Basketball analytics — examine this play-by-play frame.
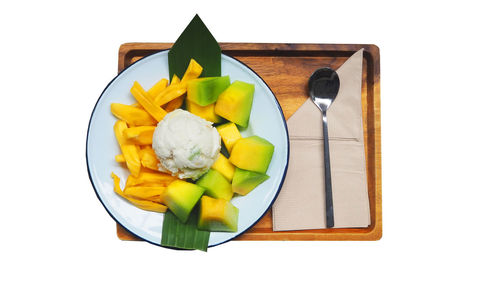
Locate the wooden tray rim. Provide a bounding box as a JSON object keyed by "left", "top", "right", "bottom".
{"left": 114, "top": 42, "right": 382, "bottom": 241}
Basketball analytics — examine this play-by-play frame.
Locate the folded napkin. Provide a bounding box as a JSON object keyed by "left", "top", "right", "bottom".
{"left": 272, "top": 49, "right": 370, "bottom": 231}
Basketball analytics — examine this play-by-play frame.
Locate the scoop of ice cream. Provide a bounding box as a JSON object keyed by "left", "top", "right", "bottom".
{"left": 152, "top": 109, "right": 221, "bottom": 179}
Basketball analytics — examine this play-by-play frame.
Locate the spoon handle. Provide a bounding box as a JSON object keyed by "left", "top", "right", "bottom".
{"left": 322, "top": 111, "right": 334, "bottom": 228}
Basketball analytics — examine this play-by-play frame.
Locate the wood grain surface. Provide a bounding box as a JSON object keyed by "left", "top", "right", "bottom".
{"left": 114, "top": 43, "right": 382, "bottom": 241}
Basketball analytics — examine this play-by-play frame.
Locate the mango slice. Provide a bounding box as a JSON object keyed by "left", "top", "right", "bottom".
{"left": 154, "top": 59, "right": 202, "bottom": 107}
{"left": 110, "top": 103, "right": 156, "bottom": 126}
{"left": 128, "top": 182, "right": 166, "bottom": 187}
{"left": 126, "top": 171, "right": 176, "bottom": 187}
{"left": 187, "top": 76, "right": 230, "bottom": 106}
{"left": 165, "top": 95, "right": 185, "bottom": 113}
{"left": 111, "top": 173, "right": 167, "bottom": 213}
{"left": 216, "top": 122, "right": 242, "bottom": 153}
{"left": 123, "top": 185, "right": 166, "bottom": 202}
{"left": 211, "top": 153, "right": 235, "bottom": 181}
{"left": 161, "top": 180, "right": 205, "bottom": 223}
{"left": 130, "top": 78, "right": 168, "bottom": 108}
{"left": 232, "top": 168, "right": 269, "bottom": 196}
{"left": 186, "top": 100, "right": 222, "bottom": 123}
{"left": 196, "top": 169, "right": 233, "bottom": 201}
{"left": 115, "top": 154, "right": 125, "bottom": 163}
{"left": 147, "top": 78, "right": 168, "bottom": 99}
{"left": 123, "top": 126, "right": 155, "bottom": 145}
{"left": 214, "top": 81, "right": 254, "bottom": 127}
{"left": 139, "top": 147, "right": 161, "bottom": 171}
{"left": 154, "top": 83, "right": 186, "bottom": 107}
{"left": 148, "top": 196, "right": 163, "bottom": 204}
{"left": 113, "top": 120, "right": 141, "bottom": 177}
{"left": 229, "top": 136, "right": 274, "bottom": 174}
{"left": 130, "top": 81, "right": 167, "bottom": 122}
{"left": 180, "top": 59, "right": 203, "bottom": 85}
{"left": 198, "top": 196, "right": 239, "bottom": 232}
{"left": 170, "top": 74, "right": 180, "bottom": 85}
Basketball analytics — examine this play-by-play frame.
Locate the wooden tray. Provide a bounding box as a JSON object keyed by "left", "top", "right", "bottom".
{"left": 115, "top": 43, "right": 382, "bottom": 241}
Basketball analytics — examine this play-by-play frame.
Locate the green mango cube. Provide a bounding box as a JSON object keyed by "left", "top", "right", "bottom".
{"left": 161, "top": 180, "right": 205, "bottom": 223}
{"left": 232, "top": 168, "right": 270, "bottom": 196}
{"left": 229, "top": 135, "right": 274, "bottom": 173}
{"left": 214, "top": 81, "right": 254, "bottom": 127}
{"left": 198, "top": 196, "right": 239, "bottom": 232}
{"left": 196, "top": 169, "right": 233, "bottom": 201}
{"left": 187, "top": 76, "right": 230, "bottom": 106}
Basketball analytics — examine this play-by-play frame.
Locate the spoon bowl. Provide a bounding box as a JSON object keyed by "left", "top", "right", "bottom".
{"left": 308, "top": 67, "right": 340, "bottom": 111}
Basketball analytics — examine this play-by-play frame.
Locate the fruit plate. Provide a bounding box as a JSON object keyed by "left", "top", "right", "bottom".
{"left": 86, "top": 50, "right": 290, "bottom": 248}
{"left": 116, "top": 43, "right": 382, "bottom": 241}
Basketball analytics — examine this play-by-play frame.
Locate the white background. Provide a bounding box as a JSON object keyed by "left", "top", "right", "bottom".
{"left": 1, "top": 0, "right": 499, "bottom": 280}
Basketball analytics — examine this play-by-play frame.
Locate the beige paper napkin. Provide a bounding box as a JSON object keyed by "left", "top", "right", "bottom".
{"left": 272, "top": 49, "right": 370, "bottom": 231}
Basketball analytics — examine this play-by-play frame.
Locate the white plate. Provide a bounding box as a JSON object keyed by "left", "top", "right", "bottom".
{"left": 86, "top": 50, "right": 289, "bottom": 248}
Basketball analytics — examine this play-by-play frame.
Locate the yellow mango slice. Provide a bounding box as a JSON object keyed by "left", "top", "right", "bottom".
{"left": 211, "top": 153, "right": 236, "bottom": 181}
{"left": 111, "top": 173, "right": 167, "bottom": 213}
{"left": 115, "top": 154, "right": 125, "bottom": 163}
{"left": 123, "top": 185, "right": 166, "bottom": 201}
{"left": 110, "top": 103, "right": 156, "bottom": 126}
{"left": 127, "top": 182, "right": 166, "bottom": 187}
{"left": 186, "top": 100, "right": 222, "bottom": 123}
{"left": 126, "top": 171, "right": 175, "bottom": 187}
{"left": 180, "top": 59, "right": 203, "bottom": 84}
{"left": 216, "top": 122, "right": 242, "bottom": 153}
{"left": 123, "top": 126, "right": 155, "bottom": 145}
{"left": 154, "top": 60, "right": 202, "bottom": 107}
{"left": 147, "top": 78, "right": 168, "bottom": 99}
{"left": 149, "top": 195, "right": 163, "bottom": 204}
{"left": 229, "top": 136, "right": 274, "bottom": 174}
{"left": 139, "top": 147, "right": 161, "bottom": 171}
{"left": 130, "top": 79, "right": 168, "bottom": 108}
{"left": 214, "top": 81, "right": 254, "bottom": 128}
{"left": 198, "top": 195, "right": 239, "bottom": 232}
{"left": 130, "top": 81, "right": 167, "bottom": 122}
{"left": 165, "top": 95, "right": 185, "bottom": 113}
{"left": 170, "top": 74, "right": 180, "bottom": 85}
{"left": 154, "top": 83, "right": 186, "bottom": 107}
{"left": 113, "top": 120, "right": 141, "bottom": 177}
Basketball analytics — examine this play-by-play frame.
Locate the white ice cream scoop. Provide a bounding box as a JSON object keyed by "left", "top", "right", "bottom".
{"left": 152, "top": 109, "right": 221, "bottom": 179}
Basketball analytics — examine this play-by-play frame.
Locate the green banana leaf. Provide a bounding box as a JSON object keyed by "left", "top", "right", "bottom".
{"left": 161, "top": 14, "right": 221, "bottom": 251}
{"left": 161, "top": 209, "right": 210, "bottom": 252}
{"left": 168, "top": 14, "right": 221, "bottom": 80}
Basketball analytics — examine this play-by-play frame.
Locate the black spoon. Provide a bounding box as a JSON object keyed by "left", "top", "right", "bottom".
{"left": 308, "top": 67, "right": 340, "bottom": 228}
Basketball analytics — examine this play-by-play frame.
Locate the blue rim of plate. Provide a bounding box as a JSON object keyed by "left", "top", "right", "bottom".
{"left": 86, "top": 48, "right": 290, "bottom": 249}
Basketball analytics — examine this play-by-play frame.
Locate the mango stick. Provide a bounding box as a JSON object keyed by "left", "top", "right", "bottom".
{"left": 180, "top": 59, "right": 203, "bottom": 84}
{"left": 154, "top": 84, "right": 186, "bottom": 107}
{"left": 148, "top": 195, "right": 163, "bottom": 204}
{"left": 130, "top": 81, "right": 167, "bottom": 122}
{"left": 147, "top": 78, "right": 168, "bottom": 99}
{"left": 139, "top": 147, "right": 161, "bottom": 171}
{"left": 115, "top": 154, "right": 125, "bottom": 163}
{"left": 111, "top": 173, "right": 167, "bottom": 213}
{"left": 154, "top": 74, "right": 182, "bottom": 106}
{"left": 165, "top": 95, "right": 185, "bottom": 113}
{"left": 170, "top": 74, "right": 180, "bottom": 85}
{"left": 124, "top": 126, "right": 155, "bottom": 145}
{"left": 130, "top": 79, "right": 168, "bottom": 108}
{"left": 110, "top": 103, "right": 156, "bottom": 126}
{"left": 113, "top": 120, "right": 141, "bottom": 177}
{"left": 126, "top": 171, "right": 176, "bottom": 187}
{"left": 126, "top": 182, "right": 167, "bottom": 187}
{"left": 123, "top": 186, "right": 166, "bottom": 201}
{"left": 154, "top": 60, "right": 202, "bottom": 107}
